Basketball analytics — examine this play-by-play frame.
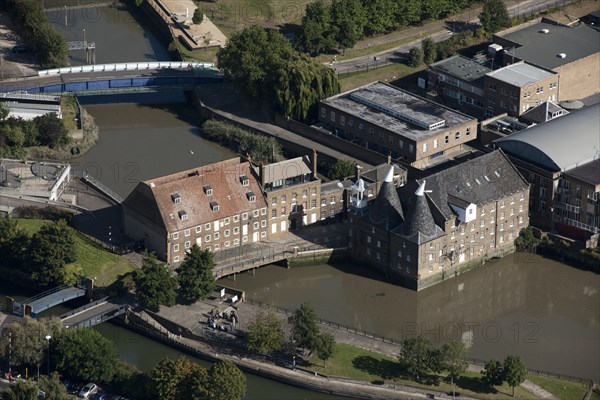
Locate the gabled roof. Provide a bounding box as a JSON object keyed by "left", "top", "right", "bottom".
{"left": 495, "top": 104, "right": 600, "bottom": 172}
{"left": 259, "top": 157, "right": 312, "bottom": 184}
{"left": 123, "top": 158, "right": 267, "bottom": 233}
{"left": 423, "top": 150, "right": 529, "bottom": 220}
{"left": 520, "top": 101, "right": 568, "bottom": 124}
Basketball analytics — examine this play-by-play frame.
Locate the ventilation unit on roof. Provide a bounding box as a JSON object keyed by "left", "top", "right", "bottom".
{"left": 558, "top": 53, "right": 566, "bottom": 59}
{"left": 540, "top": 28, "right": 550, "bottom": 34}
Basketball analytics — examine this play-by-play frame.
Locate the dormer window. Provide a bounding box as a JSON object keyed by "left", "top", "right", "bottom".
{"left": 171, "top": 193, "right": 181, "bottom": 204}
{"left": 246, "top": 191, "right": 256, "bottom": 202}
{"left": 240, "top": 175, "right": 249, "bottom": 186}
{"left": 210, "top": 201, "right": 219, "bottom": 212}
{"left": 203, "top": 184, "right": 213, "bottom": 196}
{"left": 178, "top": 210, "right": 188, "bottom": 221}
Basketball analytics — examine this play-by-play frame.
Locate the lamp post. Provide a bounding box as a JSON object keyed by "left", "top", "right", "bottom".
{"left": 83, "top": 29, "right": 86, "bottom": 46}
{"left": 45, "top": 335, "right": 51, "bottom": 375}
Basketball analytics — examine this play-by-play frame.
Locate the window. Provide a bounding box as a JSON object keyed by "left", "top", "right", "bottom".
{"left": 359, "top": 123, "right": 364, "bottom": 130}
{"left": 185, "top": 229, "right": 190, "bottom": 237}
{"left": 519, "top": 204, "right": 524, "bottom": 212}
{"left": 172, "top": 232, "right": 179, "bottom": 240}
{"left": 185, "top": 241, "right": 190, "bottom": 249}
{"left": 489, "top": 84, "right": 497, "bottom": 91}
{"left": 407, "top": 254, "right": 411, "bottom": 262}
{"left": 330, "top": 196, "right": 335, "bottom": 204}
{"left": 303, "top": 190, "right": 308, "bottom": 198}
{"left": 311, "top": 199, "right": 316, "bottom": 208}
{"left": 500, "top": 200, "right": 505, "bottom": 208}
{"left": 205, "top": 235, "right": 211, "bottom": 242}
{"left": 433, "top": 139, "right": 438, "bottom": 148}
{"left": 281, "top": 195, "right": 286, "bottom": 203}
{"left": 173, "top": 244, "right": 179, "bottom": 252}
{"left": 214, "top": 232, "right": 219, "bottom": 240}
{"left": 330, "top": 111, "right": 335, "bottom": 122}
{"left": 499, "top": 223, "right": 504, "bottom": 231}
{"left": 445, "top": 135, "right": 449, "bottom": 144}
{"left": 349, "top": 119, "right": 354, "bottom": 127}
{"left": 423, "top": 143, "right": 428, "bottom": 152}
{"left": 536, "top": 87, "right": 543, "bottom": 94}
{"left": 311, "top": 188, "right": 317, "bottom": 196}
{"left": 519, "top": 215, "right": 524, "bottom": 224}
{"left": 520, "top": 193, "right": 524, "bottom": 201}
{"left": 500, "top": 211, "right": 505, "bottom": 219}
{"left": 480, "top": 220, "right": 485, "bottom": 227}
{"left": 470, "top": 223, "right": 475, "bottom": 231}
{"left": 205, "top": 223, "right": 211, "bottom": 231}
{"left": 321, "top": 198, "right": 326, "bottom": 206}
{"left": 224, "top": 241, "right": 230, "bottom": 248}
{"left": 261, "top": 208, "right": 267, "bottom": 215}
{"left": 377, "top": 240, "right": 381, "bottom": 248}
{"left": 210, "top": 202, "right": 219, "bottom": 212}
{"left": 234, "top": 239, "right": 240, "bottom": 245}
{"left": 203, "top": 185, "right": 213, "bottom": 196}
{"left": 233, "top": 227, "right": 239, "bottom": 234}
{"left": 253, "top": 210, "right": 259, "bottom": 217}
{"left": 171, "top": 193, "right": 181, "bottom": 204}
{"left": 455, "top": 132, "right": 460, "bottom": 140}
{"left": 510, "top": 208, "right": 514, "bottom": 216}
{"left": 233, "top": 215, "right": 239, "bottom": 222}
{"left": 272, "top": 197, "right": 277, "bottom": 205}
{"left": 321, "top": 107, "right": 326, "bottom": 118}
{"left": 179, "top": 211, "right": 188, "bottom": 221}
{"left": 340, "top": 115, "right": 345, "bottom": 126}
{"left": 292, "top": 192, "right": 297, "bottom": 201}
{"left": 173, "top": 256, "right": 180, "bottom": 263}
{"left": 550, "top": 82, "right": 557, "bottom": 89}
{"left": 224, "top": 229, "right": 230, "bottom": 237}
{"left": 240, "top": 175, "right": 249, "bottom": 186}
{"left": 253, "top": 222, "right": 259, "bottom": 229}
{"left": 261, "top": 231, "right": 267, "bottom": 238}
{"left": 195, "top": 226, "right": 201, "bottom": 234}
{"left": 524, "top": 91, "right": 531, "bottom": 98}
{"left": 261, "top": 220, "right": 267, "bottom": 228}
{"left": 271, "top": 209, "right": 277, "bottom": 218}
{"left": 409, "top": 144, "right": 414, "bottom": 154}
{"left": 460, "top": 226, "right": 465, "bottom": 235}
{"left": 367, "top": 236, "right": 371, "bottom": 244}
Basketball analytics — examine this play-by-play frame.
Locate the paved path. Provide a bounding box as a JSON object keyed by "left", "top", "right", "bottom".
{"left": 521, "top": 379, "right": 560, "bottom": 400}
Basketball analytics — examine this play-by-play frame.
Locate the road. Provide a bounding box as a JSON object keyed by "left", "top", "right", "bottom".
{"left": 331, "top": 0, "right": 578, "bottom": 74}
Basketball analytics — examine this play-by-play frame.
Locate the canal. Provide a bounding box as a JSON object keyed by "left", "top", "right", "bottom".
{"left": 217, "top": 254, "right": 599, "bottom": 381}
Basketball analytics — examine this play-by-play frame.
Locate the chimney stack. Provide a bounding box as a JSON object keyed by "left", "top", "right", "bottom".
{"left": 312, "top": 149, "right": 318, "bottom": 179}
{"left": 260, "top": 163, "right": 266, "bottom": 186}
{"left": 355, "top": 163, "right": 362, "bottom": 180}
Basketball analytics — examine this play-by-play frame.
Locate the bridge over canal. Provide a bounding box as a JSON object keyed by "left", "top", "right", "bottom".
{"left": 60, "top": 297, "right": 129, "bottom": 329}
{"left": 0, "top": 61, "right": 220, "bottom": 95}
{"left": 7, "top": 285, "right": 88, "bottom": 317}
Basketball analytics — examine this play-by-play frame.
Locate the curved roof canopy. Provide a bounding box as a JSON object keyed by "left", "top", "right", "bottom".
{"left": 495, "top": 104, "right": 600, "bottom": 172}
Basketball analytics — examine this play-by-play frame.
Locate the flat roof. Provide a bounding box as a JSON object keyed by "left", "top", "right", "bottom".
{"left": 322, "top": 82, "right": 474, "bottom": 141}
{"left": 429, "top": 55, "right": 491, "bottom": 82}
{"left": 487, "top": 62, "right": 556, "bottom": 87}
{"left": 565, "top": 159, "right": 600, "bottom": 186}
{"left": 500, "top": 21, "right": 600, "bottom": 70}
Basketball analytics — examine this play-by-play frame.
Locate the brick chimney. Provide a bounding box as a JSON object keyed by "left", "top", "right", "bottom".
{"left": 260, "top": 163, "right": 266, "bottom": 186}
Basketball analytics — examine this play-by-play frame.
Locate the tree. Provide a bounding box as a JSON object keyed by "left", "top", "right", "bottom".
{"left": 135, "top": 252, "right": 178, "bottom": 310}
{"left": 28, "top": 219, "right": 77, "bottom": 288}
{"left": 54, "top": 327, "right": 118, "bottom": 383}
{"left": 503, "top": 355, "right": 527, "bottom": 397}
{"left": 515, "top": 226, "right": 540, "bottom": 250}
{"left": 421, "top": 37, "right": 437, "bottom": 65}
{"left": 206, "top": 361, "right": 246, "bottom": 400}
{"left": 361, "top": 0, "right": 398, "bottom": 36}
{"left": 176, "top": 244, "right": 215, "bottom": 302}
{"left": 399, "top": 336, "right": 438, "bottom": 381}
{"left": 328, "top": 159, "right": 355, "bottom": 180}
{"left": 192, "top": 8, "right": 204, "bottom": 25}
{"left": 291, "top": 302, "right": 320, "bottom": 351}
{"left": 39, "top": 372, "right": 69, "bottom": 400}
{"left": 0, "top": 316, "right": 64, "bottom": 373}
{"left": 330, "top": 0, "right": 366, "bottom": 54}
{"left": 34, "top": 113, "right": 69, "bottom": 148}
{"left": 407, "top": 47, "right": 423, "bottom": 68}
{"left": 247, "top": 311, "right": 285, "bottom": 355}
{"left": 480, "top": 0, "right": 511, "bottom": 34}
{"left": 315, "top": 332, "right": 336, "bottom": 367}
{"left": 298, "top": 0, "right": 338, "bottom": 55}
{"left": 442, "top": 340, "right": 468, "bottom": 397}
{"left": 0, "top": 103, "right": 9, "bottom": 120}
{"left": 1, "top": 379, "right": 38, "bottom": 400}
{"left": 152, "top": 357, "right": 199, "bottom": 400}
{"left": 0, "top": 216, "right": 29, "bottom": 270}
{"left": 482, "top": 359, "right": 504, "bottom": 389}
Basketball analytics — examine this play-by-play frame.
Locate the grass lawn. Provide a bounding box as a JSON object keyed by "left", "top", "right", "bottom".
{"left": 338, "top": 63, "right": 423, "bottom": 92}
{"left": 308, "top": 343, "right": 536, "bottom": 400}
{"left": 527, "top": 374, "right": 592, "bottom": 400}
{"left": 60, "top": 96, "right": 78, "bottom": 132}
{"left": 16, "top": 219, "right": 136, "bottom": 287}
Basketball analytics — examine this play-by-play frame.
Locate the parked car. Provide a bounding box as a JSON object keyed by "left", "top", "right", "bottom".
{"left": 77, "top": 383, "right": 98, "bottom": 398}
{"left": 12, "top": 45, "right": 30, "bottom": 53}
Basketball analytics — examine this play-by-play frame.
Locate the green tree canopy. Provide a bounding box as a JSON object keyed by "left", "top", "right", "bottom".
{"left": 0, "top": 216, "right": 29, "bottom": 270}
{"left": 0, "top": 316, "right": 63, "bottom": 370}
{"left": 207, "top": 361, "right": 247, "bottom": 400}
{"left": 151, "top": 357, "right": 199, "bottom": 400}
{"left": 298, "top": 0, "right": 338, "bottom": 55}
{"left": 246, "top": 311, "right": 285, "bottom": 355}
{"left": 176, "top": 244, "right": 215, "bottom": 302}
{"left": 192, "top": 8, "right": 204, "bottom": 25}
{"left": 482, "top": 359, "right": 504, "bottom": 389}
{"left": 34, "top": 112, "right": 69, "bottom": 148}
{"left": 315, "top": 332, "right": 336, "bottom": 367}
{"left": 54, "top": 327, "right": 118, "bottom": 383}
{"left": 407, "top": 47, "right": 424, "bottom": 68}
{"left": 291, "top": 302, "right": 320, "bottom": 351}
{"left": 135, "top": 252, "right": 178, "bottom": 310}
{"left": 1, "top": 379, "right": 38, "bottom": 400}
{"left": 331, "top": 0, "right": 366, "bottom": 53}
{"left": 28, "top": 219, "right": 76, "bottom": 288}
{"left": 399, "top": 336, "right": 442, "bottom": 381}
{"left": 39, "top": 372, "right": 69, "bottom": 400}
{"left": 503, "top": 355, "right": 527, "bottom": 397}
{"left": 421, "top": 37, "right": 438, "bottom": 65}
{"left": 328, "top": 159, "right": 355, "bottom": 180}
{"left": 480, "top": 0, "right": 511, "bottom": 34}
{"left": 442, "top": 340, "right": 468, "bottom": 396}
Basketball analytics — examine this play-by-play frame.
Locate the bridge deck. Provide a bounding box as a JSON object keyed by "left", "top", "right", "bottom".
{"left": 61, "top": 298, "right": 127, "bottom": 328}
{"left": 27, "top": 287, "right": 86, "bottom": 315}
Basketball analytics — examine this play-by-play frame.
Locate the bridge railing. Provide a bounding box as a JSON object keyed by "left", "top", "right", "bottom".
{"left": 23, "top": 284, "right": 69, "bottom": 305}
{"left": 60, "top": 296, "right": 108, "bottom": 320}
{"left": 38, "top": 61, "right": 216, "bottom": 77}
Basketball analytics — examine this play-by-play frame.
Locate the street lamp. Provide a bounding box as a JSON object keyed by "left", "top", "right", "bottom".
{"left": 45, "top": 335, "right": 51, "bottom": 375}
{"left": 83, "top": 28, "right": 86, "bottom": 45}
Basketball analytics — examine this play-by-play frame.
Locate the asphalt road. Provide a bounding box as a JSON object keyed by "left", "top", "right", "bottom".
{"left": 331, "top": 0, "right": 579, "bottom": 74}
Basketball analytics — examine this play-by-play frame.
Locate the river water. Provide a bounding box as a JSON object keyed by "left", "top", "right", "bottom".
{"left": 219, "top": 254, "right": 600, "bottom": 382}
{"left": 42, "top": 2, "right": 600, "bottom": 387}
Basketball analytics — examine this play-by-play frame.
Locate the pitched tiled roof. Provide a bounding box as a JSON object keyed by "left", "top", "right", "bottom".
{"left": 123, "top": 158, "right": 267, "bottom": 233}
{"left": 396, "top": 182, "right": 444, "bottom": 244}
{"left": 423, "top": 150, "right": 529, "bottom": 219}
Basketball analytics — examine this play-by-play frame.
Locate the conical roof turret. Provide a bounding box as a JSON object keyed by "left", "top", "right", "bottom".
{"left": 369, "top": 165, "right": 403, "bottom": 229}
{"left": 402, "top": 181, "right": 437, "bottom": 239}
